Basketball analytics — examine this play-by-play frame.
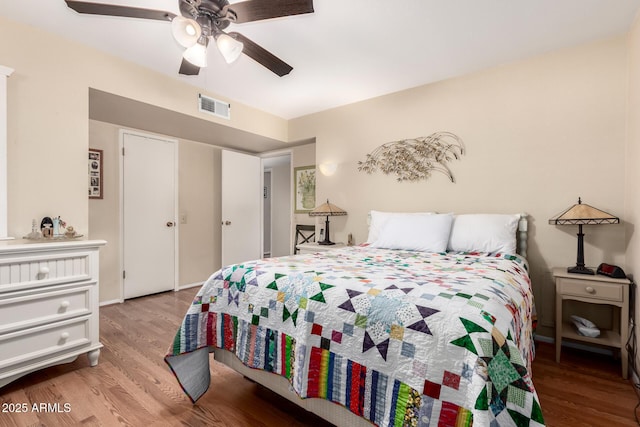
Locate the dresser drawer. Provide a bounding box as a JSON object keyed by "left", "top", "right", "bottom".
{"left": 0, "top": 251, "right": 92, "bottom": 292}
{"left": 0, "top": 317, "right": 91, "bottom": 371}
{"left": 0, "top": 285, "right": 92, "bottom": 334}
{"left": 558, "top": 278, "right": 622, "bottom": 302}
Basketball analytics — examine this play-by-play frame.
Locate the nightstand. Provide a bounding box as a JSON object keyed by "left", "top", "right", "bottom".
{"left": 296, "top": 242, "right": 345, "bottom": 255}
{"left": 553, "top": 267, "right": 630, "bottom": 378}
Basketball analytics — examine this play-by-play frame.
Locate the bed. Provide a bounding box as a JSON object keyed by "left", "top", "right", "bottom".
{"left": 165, "top": 212, "right": 544, "bottom": 427}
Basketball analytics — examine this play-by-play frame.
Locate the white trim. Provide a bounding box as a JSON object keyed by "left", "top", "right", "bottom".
{"left": 0, "top": 66, "right": 14, "bottom": 240}
{"left": 99, "top": 298, "right": 124, "bottom": 307}
{"left": 173, "top": 140, "right": 180, "bottom": 291}
{"left": 263, "top": 167, "right": 273, "bottom": 257}
{"left": 259, "top": 158, "right": 264, "bottom": 260}
{"left": 118, "top": 132, "right": 124, "bottom": 300}
{"left": 178, "top": 281, "right": 205, "bottom": 291}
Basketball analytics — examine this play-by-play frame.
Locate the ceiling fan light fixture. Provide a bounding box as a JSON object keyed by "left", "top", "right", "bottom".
{"left": 183, "top": 39, "right": 208, "bottom": 68}
{"left": 171, "top": 16, "right": 202, "bottom": 48}
{"left": 216, "top": 33, "right": 244, "bottom": 64}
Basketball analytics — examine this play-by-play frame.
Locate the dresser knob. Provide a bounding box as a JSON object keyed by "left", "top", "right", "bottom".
{"left": 60, "top": 332, "right": 70, "bottom": 341}
{"left": 38, "top": 266, "right": 50, "bottom": 278}
{"left": 585, "top": 286, "right": 596, "bottom": 294}
{"left": 60, "top": 300, "right": 70, "bottom": 310}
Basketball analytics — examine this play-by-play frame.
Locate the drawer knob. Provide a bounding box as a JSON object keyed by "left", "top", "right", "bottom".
{"left": 585, "top": 286, "right": 596, "bottom": 294}
{"left": 38, "top": 266, "right": 50, "bottom": 278}
{"left": 60, "top": 300, "right": 70, "bottom": 310}
{"left": 60, "top": 332, "right": 70, "bottom": 341}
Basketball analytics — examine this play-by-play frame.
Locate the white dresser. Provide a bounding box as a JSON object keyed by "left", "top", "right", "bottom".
{"left": 0, "top": 239, "right": 106, "bottom": 388}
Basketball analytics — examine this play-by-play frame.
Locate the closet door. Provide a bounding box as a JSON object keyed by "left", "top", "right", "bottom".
{"left": 122, "top": 131, "right": 177, "bottom": 299}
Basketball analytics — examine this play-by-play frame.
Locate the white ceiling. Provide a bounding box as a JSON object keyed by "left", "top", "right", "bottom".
{"left": 1, "top": 0, "right": 639, "bottom": 120}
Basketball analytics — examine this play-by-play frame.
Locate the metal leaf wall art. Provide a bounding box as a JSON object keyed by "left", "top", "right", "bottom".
{"left": 357, "top": 131, "right": 465, "bottom": 183}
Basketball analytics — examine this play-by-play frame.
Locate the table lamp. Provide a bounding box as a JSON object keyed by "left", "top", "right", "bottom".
{"left": 309, "top": 200, "right": 347, "bottom": 245}
{"left": 548, "top": 197, "right": 619, "bottom": 275}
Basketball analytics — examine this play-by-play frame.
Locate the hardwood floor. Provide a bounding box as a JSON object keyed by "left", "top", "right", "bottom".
{"left": 1, "top": 287, "right": 638, "bottom": 427}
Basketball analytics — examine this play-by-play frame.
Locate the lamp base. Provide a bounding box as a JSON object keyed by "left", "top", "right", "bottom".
{"left": 318, "top": 216, "right": 334, "bottom": 245}
{"left": 568, "top": 265, "right": 595, "bottom": 275}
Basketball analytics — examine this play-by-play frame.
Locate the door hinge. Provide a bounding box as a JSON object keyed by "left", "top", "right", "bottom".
{"left": 123, "top": 270, "right": 126, "bottom": 279}
{"left": 122, "top": 147, "right": 125, "bottom": 156}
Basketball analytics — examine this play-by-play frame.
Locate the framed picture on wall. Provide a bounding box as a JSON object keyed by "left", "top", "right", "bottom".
{"left": 294, "top": 165, "right": 316, "bottom": 213}
{"left": 88, "top": 148, "right": 103, "bottom": 199}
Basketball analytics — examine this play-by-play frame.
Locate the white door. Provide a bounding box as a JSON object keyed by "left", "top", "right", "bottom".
{"left": 122, "top": 131, "right": 177, "bottom": 299}
{"left": 221, "top": 150, "right": 261, "bottom": 266}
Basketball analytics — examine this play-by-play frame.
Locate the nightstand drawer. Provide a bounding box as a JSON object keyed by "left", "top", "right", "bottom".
{"left": 0, "top": 317, "right": 91, "bottom": 371}
{"left": 0, "top": 285, "right": 92, "bottom": 334}
{"left": 558, "top": 278, "right": 622, "bottom": 302}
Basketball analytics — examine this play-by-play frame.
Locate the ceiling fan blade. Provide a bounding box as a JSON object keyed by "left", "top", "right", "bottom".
{"left": 229, "top": 32, "right": 293, "bottom": 77}
{"left": 179, "top": 58, "right": 200, "bottom": 76}
{"left": 65, "top": 1, "right": 175, "bottom": 21}
{"left": 228, "top": 0, "right": 313, "bottom": 24}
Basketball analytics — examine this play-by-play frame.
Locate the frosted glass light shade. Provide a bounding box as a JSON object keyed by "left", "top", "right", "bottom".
{"left": 183, "top": 42, "right": 208, "bottom": 67}
{"left": 171, "top": 16, "right": 201, "bottom": 48}
{"left": 319, "top": 163, "right": 337, "bottom": 176}
{"left": 216, "top": 33, "right": 243, "bottom": 64}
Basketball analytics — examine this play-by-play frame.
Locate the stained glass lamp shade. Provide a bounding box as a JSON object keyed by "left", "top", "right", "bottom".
{"left": 309, "top": 200, "right": 347, "bottom": 245}
{"left": 549, "top": 198, "right": 619, "bottom": 275}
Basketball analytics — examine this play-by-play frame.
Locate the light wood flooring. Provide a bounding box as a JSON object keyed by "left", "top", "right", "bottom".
{"left": 0, "top": 287, "right": 638, "bottom": 427}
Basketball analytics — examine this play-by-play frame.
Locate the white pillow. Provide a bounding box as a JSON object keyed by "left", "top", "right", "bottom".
{"left": 367, "top": 210, "right": 434, "bottom": 243}
{"left": 371, "top": 213, "right": 453, "bottom": 252}
{"left": 447, "top": 214, "right": 520, "bottom": 253}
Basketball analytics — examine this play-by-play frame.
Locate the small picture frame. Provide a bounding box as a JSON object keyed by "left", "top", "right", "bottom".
{"left": 88, "top": 148, "right": 103, "bottom": 199}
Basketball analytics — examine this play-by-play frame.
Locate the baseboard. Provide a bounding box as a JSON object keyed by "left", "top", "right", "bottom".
{"left": 178, "top": 281, "right": 204, "bottom": 291}
{"left": 535, "top": 334, "right": 613, "bottom": 356}
{"left": 99, "top": 283, "right": 202, "bottom": 306}
{"left": 99, "top": 298, "right": 124, "bottom": 306}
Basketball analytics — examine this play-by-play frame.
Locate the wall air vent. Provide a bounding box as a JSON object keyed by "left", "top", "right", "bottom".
{"left": 198, "top": 94, "right": 231, "bottom": 120}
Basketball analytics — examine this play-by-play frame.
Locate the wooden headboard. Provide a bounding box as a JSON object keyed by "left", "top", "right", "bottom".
{"left": 517, "top": 212, "right": 529, "bottom": 258}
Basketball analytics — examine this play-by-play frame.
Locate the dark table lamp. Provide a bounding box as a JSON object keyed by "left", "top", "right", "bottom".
{"left": 549, "top": 197, "right": 619, "bottom": 275}
{"left": 309, "top": 200, "right": 347, "bottom": 245}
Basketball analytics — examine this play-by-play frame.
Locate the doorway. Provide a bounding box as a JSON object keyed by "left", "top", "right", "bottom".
{"left": 262, "top": 154, "right": 291, "bottom": 257}
{"left": 263, "top": 170, "right": 272, "bottom": 257}
{"left": 221, "top": 150, "right": 262, "bottom": 266}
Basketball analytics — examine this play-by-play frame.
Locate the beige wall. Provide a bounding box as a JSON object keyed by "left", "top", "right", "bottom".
{"left": 289, "top": 37, "right": 629, "bottom": 336}
{"left": 178, "top": 139, "right": 219, "bottom": 287}
{"left": 3, "top": 12, "right": 636, "bottom": 341}
{"left": 88, "top": 120, "right": 220, "bottom": 302}
{"left": 625, "top": 14, "right": 640, "bottom": 373}
{"left": 2, "top": 16, "right": 287, "bottom": 240}
{"left": 87, "top": 120, "right": 120, "bottom": 302}
{"left": 77, "top": 122, "right": 304, "bottom": 304}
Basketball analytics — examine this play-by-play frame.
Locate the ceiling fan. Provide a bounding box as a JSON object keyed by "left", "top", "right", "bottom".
{"left": 64, "top": 0, "right": 314, "bottom": 77}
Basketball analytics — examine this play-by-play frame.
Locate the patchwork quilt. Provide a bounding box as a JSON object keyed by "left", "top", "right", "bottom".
{"left": 165, "top": 246, "right": 544, "bottom": 427}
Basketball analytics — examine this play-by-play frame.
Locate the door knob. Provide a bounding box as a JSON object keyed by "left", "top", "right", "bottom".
{"left": 166, "top": 221, "right": 175, "bottom": 227}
